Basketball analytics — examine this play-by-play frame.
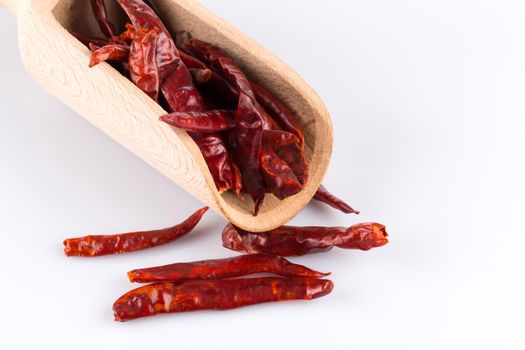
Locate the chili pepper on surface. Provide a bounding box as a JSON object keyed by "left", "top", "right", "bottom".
{"left": 129, "top": 29, "right": 160, "bottom": 100}
{"left": 63, "top": 207, "right": 208, "bottom": 257}
{"left": 113, "top": 277, "right": 334, "bottom": 321}
{"left": 128, "top": 253, "right": 329, "bottom": 283}
{"left": 314, "top": 185, "right": 360, "bottom": 214}
{"left": 90, "top": 0, "right": 117, "bottom": 38}
{"left": 222, "top": 222, "right": 388, "bottom": 256}
{"left": 89, "top": 43, "right": 130, "bottom": 68}
{"left": 160, "top": 110, "right": 236, "bottom": 133}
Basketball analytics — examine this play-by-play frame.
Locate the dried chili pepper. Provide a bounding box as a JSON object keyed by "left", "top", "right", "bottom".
{"left": 275, "top": 144, "right": 308, "bottom": 185}
{"left": 128, "top": 253, "right": 329, "bottom": 283}
{"left": 118, "top": 0, "right": 236, "bottom": 193}
{"left": 187, "top": 39, "right": 266, "bottom": 212}
{"left": 129, "top": 29, "right": 160, "bottom": 100}
{"left": 89, "top": 43, "right": 130, "bottom": 68}
{"left": 63, "top": 207, "right": 208, "bottom": 257}
{"left": 251, "top": 81, "right": 305, "bottom": 149}
{"left": 314, "top": 185, "right": 360, "bottom": 214}
{"left": 222, "top": 222, "right": 388, "bottom": 256}
{"left": 113, "top": 277, "right": 333, "bottom": 321}
{"left": 160, "top": 110, "right": 236, "bottom": 133}
{"left": 91, "top": 0, "right": 116, "bottom": 38}
{"left": 117, "top": 0, "right": 178, "bottom": 82}
{"left": 262, "top": 130, "right": 300, "bottom": 147}
{"left": 260, "top": 147, "right": 302, "bottom": 200}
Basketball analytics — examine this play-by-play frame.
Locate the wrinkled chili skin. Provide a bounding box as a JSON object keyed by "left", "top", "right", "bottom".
{"left": 117, "top": 0, "right": 178, "bottom": 81}
{"left": 187, "top": 39, "right": 266, "bottom": 205}
{"left": 91, "top": 0, "right": 116, "bottom": 38}
{"left": 251, "top": 81, "right": 305, "bottom": 149}
{"left": 262, "top": 130, "right": 300, "bottom": 147}
{"left": 222, "top": 222, "right": 389, "bottom": 256}
{"left": 160, "top": 110, "right": 235, "bottom": 133}
{"left": 63, "top": 207, "right": 208, "bottom": 257}
{"left": 260, "top": 147, "right": 302, "bottom": 200}
{"left": 314, "top": 185, "right": 360, "bottom": 214}
{"left": 276, "top": 144, "right": 309, "bottom": 186}
{"left": 129, "top": 30, "right": 160, "bottom": 100}
{"left": 128, "top": 253, "right": 329, "bottom": 283}
{"left": 89, "top": 44, "right": 130, "bottom": 67}
{"left": 113, "top": 277, "right": 334, "bottom": 321}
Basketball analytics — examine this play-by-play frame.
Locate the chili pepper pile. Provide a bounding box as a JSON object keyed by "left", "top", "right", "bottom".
{"left": 62, "top": 0, "right": 390, "bottom": 322}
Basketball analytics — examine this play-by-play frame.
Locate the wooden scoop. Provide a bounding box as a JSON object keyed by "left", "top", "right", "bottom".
{"left": 0, "top": 0, "right": 333, "bottom": 232}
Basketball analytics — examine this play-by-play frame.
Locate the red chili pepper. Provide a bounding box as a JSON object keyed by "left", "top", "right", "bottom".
{"left": 117, "top": 0, "right": 178, "bottom": 81}
{"left": 275, "top": 144, "right": 309, "bottom": 185}
{"left": 314, "top": 185, "right": 360, "bottom": 214}
{"left": 128, "top": 253, "right": 329, "bottom": 283}
{"left": 231, "top": 161, "right": 244, "bottom": 200}
{"left": 187, "top": 39, "right": 267, "bottom": 212}
{"left": 63, "top": 207, "right": 208, "bottom": 257}
{"left": 118, "top": 0, "right": 236, "bottom": 193}
{"left": 89, "top": 43, "right": 130, "bottom": 68}
{"left": 113, "top": 277, "right": 334, "bottom": 321}
{"left": 251, "top": 81, "right": 305, "bottom": 149}
{"left": 160, "top": 110, "right": 236, "bottom": 133}
{"left": 90, "top": 0, "right": 117, "bottom": 38}
{"left": 179, "top": 51, "right": 207, "bottom": 69}
{"left": 262, "top": 130, "right": 301, "bottom": 147}
{"left": 260, "top": 147, "right": 302, "bottom": 200}
{"left": 129, "top": 29, "right": 160, "bottom": 100}
{"left": 222, "top": 222, "right": 388, "bottom": 256}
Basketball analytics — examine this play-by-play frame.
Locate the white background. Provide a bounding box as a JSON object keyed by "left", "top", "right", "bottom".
{"left": 1, "top": 1, "right": 524, "bottom": 349}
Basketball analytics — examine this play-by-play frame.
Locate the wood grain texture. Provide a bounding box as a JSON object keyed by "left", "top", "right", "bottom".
{"left": 4, "top": 0, "right": 333, "bottom": 232}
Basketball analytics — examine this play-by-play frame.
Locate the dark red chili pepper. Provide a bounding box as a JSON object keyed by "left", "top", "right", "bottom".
{"left": 222, "top": 222, "right": 388, "bottom": 256}
{"left": 262, "top": 130, "right": 300, "bottom": 147}
{"left": 63, "top": 207, "right": 208, "bottom": 257}
{"left": 128, "top": 253, "right": 329, "bottom": 283}
{"left": 260, "top": 147, "right": 302, "bottom": 200}
{"left": 314, "top": 185, "right": 360, "bottom": 214}
{"left": 89, "top": 43, "right": 130, "bottom": 68}
{"left": 113, "top": 277, "right": 334, "bottom": 321}
{"left": 275, "top": 144, "right": 308, "bottom": 185}
{"left": 117, "top": 0, "right": 178, "bottom": 81}
{"left": 251, "top": 81, "right": 305, "bottom": 149}
{"left": 189, "top": 68, "right": 213, "bottom": 84}
{"left": 231, "top": 161, "right": 244, "bottom": 200}
{"left": 179, "top": 51, "right": 207, "bottom": 69}
{"left": 160, "top": 110, "right": 236, "bottom": 133}
{"left": 129, "top": 29, "right": 160, "bottom": 100}
{"left": 187, "top": 39, "right": 266, "bottom": 212}
{"left": 91, "top": 0, "right": 117, "bottom": 38}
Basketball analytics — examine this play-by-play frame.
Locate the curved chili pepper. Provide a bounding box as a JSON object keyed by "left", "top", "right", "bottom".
{"left": 128, "top": 253, "right": 330, "bottom": 283}
{"left": 187, "top": 39, "right": 266, "bottom": 211}
{"left": 314, "top": 185, "right": 360, "bottom": 214}
{"left": 231, "top": 161, "right": 244, "bottom": 200}
{"left": 222, "top": 222, "right": 388, "bottom": 256}
{"left": 262, "top": 130, "right": 300, "bottom": 147}
{"left": 260, "top": 147, "right": 302, "bottom": 200}
{"left": 251, "top": 81, "right": 305, "bottom": 149}
{"left": 275, "top": 144, "right": 308, "bottom": 185}
{"left": 91, "top": 0, "right": 117, "bottom": 38}
{"left": 160, "top": 110, "right": 235, "bottom": 133}
{"left": 88, "top": 43, "right": 130, "bottom": 68}
{"left": 129, "top": 29, "right": 160, "bottom": 100}
{"left": 63, "top": 207, "right": 208, "bottom": 257}
{"left": 113, "top": 277, "right": 334, "bottom": 321}
{"left": 117, "top": 0, "right": 178, "bottom": 81}
{"left": 189, "top": 68, "right": 213, "bottom": 84}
